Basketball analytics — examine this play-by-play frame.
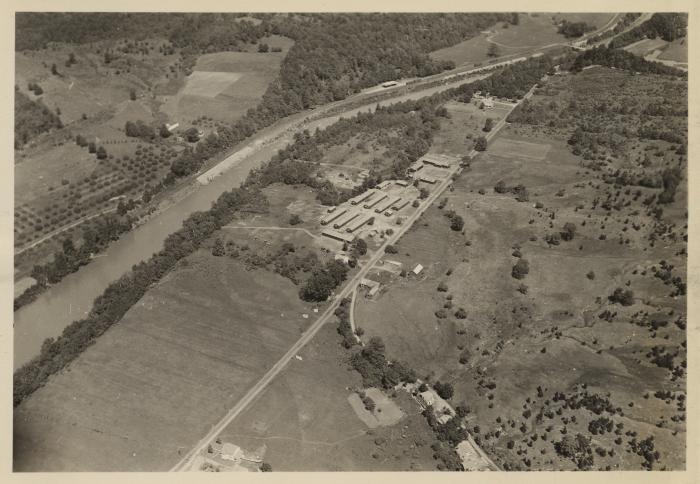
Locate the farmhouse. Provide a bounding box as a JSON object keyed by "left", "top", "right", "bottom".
{"left": 166, "top": 122, "right": 180, "bottom": 132}
{"left": 322, "top": 228, "right": 355, "bottom": 244}
{"left": 412, "top": 263, "right": 424, "bottom": 275}
{"left": 482, "top": 98, "right": 494, "bottom": 109}
{"left": 360, "top": 278, "right": 381, "bottom": 297}
{"left": 395, "top": 179, "right": 409, "bottom": 187}
{"left": 377, "top": 180, "right": 391, "bottom": 189}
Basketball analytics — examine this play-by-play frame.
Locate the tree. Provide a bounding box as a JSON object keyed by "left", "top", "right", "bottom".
{"left": 385, "top": 244, "right": 398, "bottom": 254}
{"left": 483, "top": 118, "right": 494, "bottom": 132}
{"left": 434, "top": 381, "right": 454, "bottom": 400}
{"left": 260, "top": 462, "right": 272, "bottom": 472}
{"left": 258, "top": 43, "right": 270, "bottom": 53}
{"left": 184, "top": 127, "right": 200, "bottom": 143}
{"left": 474, "top": 136, "right": 488, "bottom": 151}
{"left": 75, "top": 134, "right": 87, "bottom": 147}
{"left": 96, "top": 146, "right": 107, "bottom": 159}
{"left": 450, "top": 214, "right": 464, "bottom": 231}
{"left": 609, "top": 287, "right": 634, "bottom": 306}
{"left": 289, "top": 214, "right": 303, "bottom": 225}
{"left": 487, "top": 43, "right": 500, "bottom": 58}
{"left": 419, "top": 188, "right": 430, "bottom": 199}
{"left": 511, "top": 259, "right": 529, "bottom": 279}
{"left": 51, "top": 63, "right": 58, "bottom": 75}
{"left": 159, "top": 124, "right": 172, "bottom": 138}
{"left": 88, "top": 142, "right": 96, "bottom": 154}
{"left": 351, "top": 238, "right": 367, "bottom": 257}
{"left": 211, "top": 238, "right": 225, "bottom": 257}
{"left": 494, "top": 180, "right": 508, "bottom": 193}
{"left": 561, "top": 222, "right": 577, "bottom": 241}
{"left": 129, "top": 89, "right": 137, "bottom": 101}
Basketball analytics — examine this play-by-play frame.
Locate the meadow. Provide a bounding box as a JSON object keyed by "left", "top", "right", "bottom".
{"left": 14, "top": 250, "right": 318, "bottom": 471}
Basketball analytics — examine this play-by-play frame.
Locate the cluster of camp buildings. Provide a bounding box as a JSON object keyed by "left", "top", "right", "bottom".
{"left": 320, "top": 180, "right": 414, "bottom": 244}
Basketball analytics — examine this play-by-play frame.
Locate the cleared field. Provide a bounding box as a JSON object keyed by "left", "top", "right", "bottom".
{"left": 182, "top": 71, "right": 243, "bottom": 97}
{"left": 14, "top": 250, "right": 319, "bottom": 471}
{"left": 160, "top": 45, "right": 292, "bottom": 124}
{"left": 488, "top": 136, "right": 551, "bottom": 160}
{"left": 433, "top": 101, "right": 510, "bottom": 156}
{"left": 624, "top": 38, "right": 669, "bottom": 57}
{"left": 430, "top": 13, "right": 599, "bottom": 67}
{"left": 657, "top": 37, "right": 688, "bottom": 63}
{"left": 216, "top": 324, "right": 441, "bottom": 471}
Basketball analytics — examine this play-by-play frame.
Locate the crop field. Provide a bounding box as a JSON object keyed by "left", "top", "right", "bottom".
{"left": 354, "top": 70, "right": 687, "bottom": 472}
{"left": 160, "top": 45, "right": 292, "bottom": 124}
{"left": 215, "top": 324, "right": 441, "bottom": 471}
{"left": 13, "top": 249, "right": 319, "bottom": 471}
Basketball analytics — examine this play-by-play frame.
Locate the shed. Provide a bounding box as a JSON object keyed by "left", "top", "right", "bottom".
{"left": 412, "top": 264, "right": 424, "bottom": 275}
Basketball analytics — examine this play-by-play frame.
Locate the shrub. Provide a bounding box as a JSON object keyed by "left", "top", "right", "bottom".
{"left": 609, "top": 287, "right": 634, "bottom": 306}
{"left": 511, "top": 259, "right": 529, "bottom": 279}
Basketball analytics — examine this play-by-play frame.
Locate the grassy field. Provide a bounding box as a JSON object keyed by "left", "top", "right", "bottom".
{"left": 13, "top": 249, "right": 320, "bottom": 471}
{"left": 159, "top": 40, "right": 293, "bottom": 125}
{"left": 657, "top": 37, "right": 688, "bottom": 63}
{"left": 354, "top": 88, "right": 687, "bottom": 472}
{"left": 430, "top": 13, "right": 614, "bottom": 67}
{"left": 215, "top": 324, "right": 441, "bottom": 471}
{"left": 623, "top": 38, "right": 669, "bottom": 57}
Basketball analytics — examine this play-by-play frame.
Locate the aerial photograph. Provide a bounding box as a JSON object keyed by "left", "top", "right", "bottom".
{"left": 12, "top": 10, "right": 690, "bottom": 473}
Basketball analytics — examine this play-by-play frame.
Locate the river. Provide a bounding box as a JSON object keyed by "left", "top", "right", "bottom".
{"left": 13, "top": 72, "right": 490, "bottom": 369}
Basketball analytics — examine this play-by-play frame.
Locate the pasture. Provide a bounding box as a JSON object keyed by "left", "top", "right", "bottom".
{"left": 430, "top": 13, "right": 609, "bottom": 67}
{"left": 14, "top": 250, "right": 318, "bottom": 471}
{"left": 354, "top": 117, "right": 687, "bottom": 470}
{"left": 657, "top": 37, "right": 688, "bottom": 63}
{"left": 217, "top": 324, "right": 440, "bottom": 471}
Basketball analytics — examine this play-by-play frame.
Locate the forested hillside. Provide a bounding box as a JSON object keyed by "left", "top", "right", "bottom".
{"left": 609, "top": 13, "right": 687, "bottom": 49}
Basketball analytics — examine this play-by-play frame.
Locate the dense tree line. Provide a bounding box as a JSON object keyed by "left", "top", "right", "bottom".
{"left": 15, "top": 216, "right": 133, "bottom": 310}
{"left": 585, "top": 13, "right": 641, "bottom": 45}
{"left": 557, "top": 21, "right": 595, "bottom": 38}
{"left": 14, "top": 91, "right": 62, "bottom": 148}
{"left": 571, "top": 46, "right": 686, "bottom": 76}
{"left": 608, "top": 13, "right": 687, "bottom": 50}
{"left": 124, "top": 120, "right": 156, "bottom": 140}
{"left": 350, "top": 336, "right": 416, "bottom": 389}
